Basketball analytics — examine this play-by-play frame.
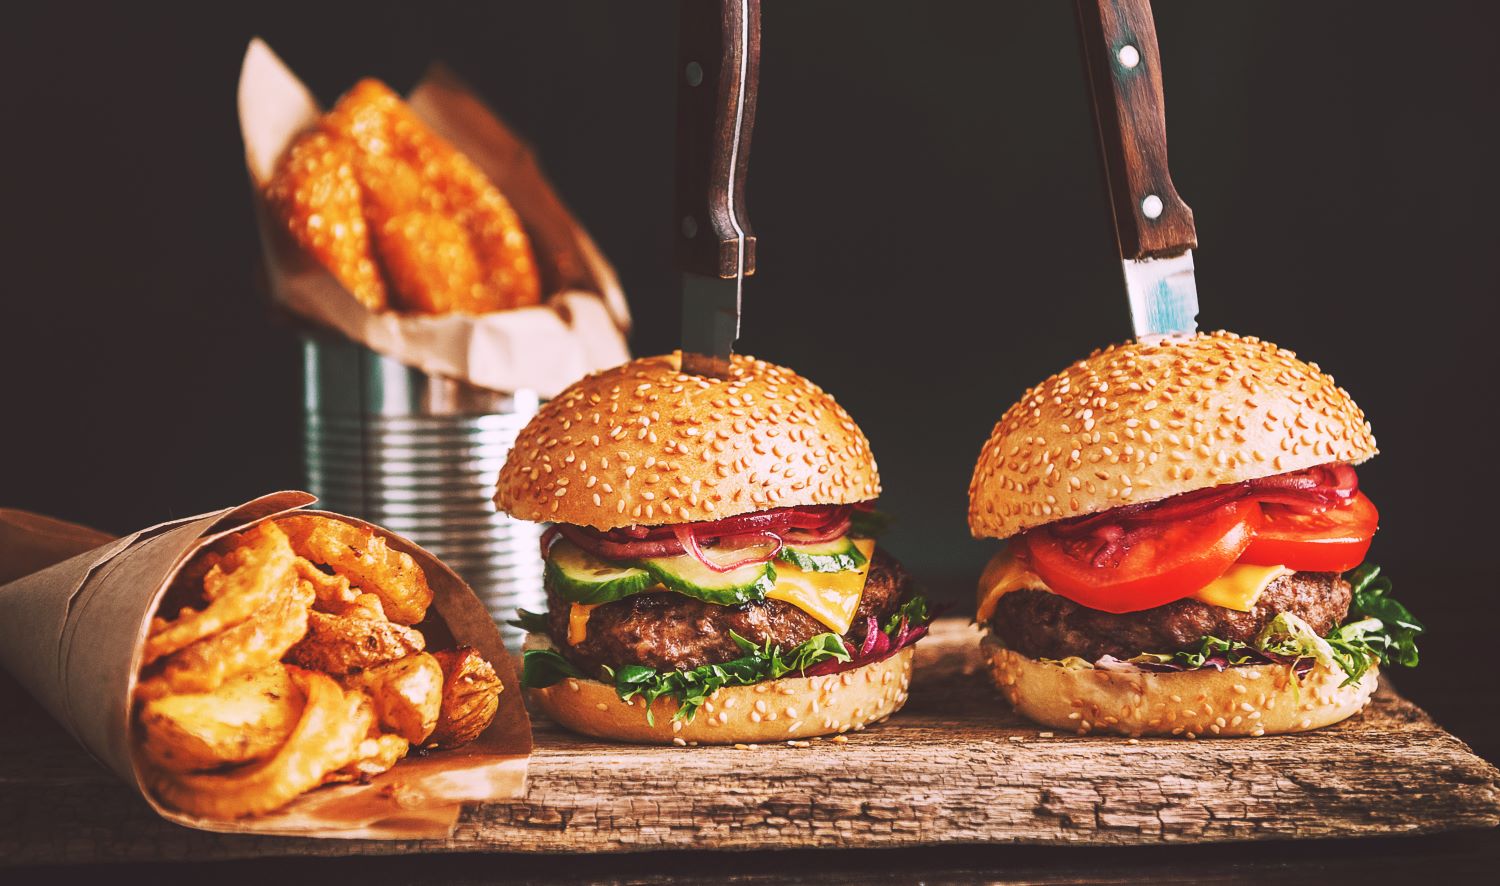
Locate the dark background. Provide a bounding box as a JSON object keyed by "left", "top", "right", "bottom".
{"left": 2, "top": 2, "right": 1496, "bottom": 757}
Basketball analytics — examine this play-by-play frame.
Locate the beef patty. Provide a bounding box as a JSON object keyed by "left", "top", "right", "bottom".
{"left": 987, "top": 571, "right": 1351, "bottom": 662}
{"left": 546, "top": 547, "right": 913, "bottom": 675}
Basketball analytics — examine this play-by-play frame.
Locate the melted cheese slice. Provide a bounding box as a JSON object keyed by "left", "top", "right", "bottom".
{"left": 568, "top": 603, "right": 599, "bottom": 646}
{"left": 764, "top": 538, "right": 877, "bottom": 635}
{"left": 975, "top": 547, "right": 1291, "bottom": 623}
{"left": 566, "top": 538, "right": 877, "bottom": 644}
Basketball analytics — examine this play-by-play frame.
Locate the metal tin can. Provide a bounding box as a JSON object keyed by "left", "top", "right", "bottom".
{"left": 302, "top": 333, "right": 542, "bottom": 650}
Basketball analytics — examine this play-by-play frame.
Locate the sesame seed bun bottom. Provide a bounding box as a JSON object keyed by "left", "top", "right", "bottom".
{"left": 982, "top": 636, "right": 1377, "bottom": 738}
{"left": 528, "top": 640, "right": 915, "bottom": 745}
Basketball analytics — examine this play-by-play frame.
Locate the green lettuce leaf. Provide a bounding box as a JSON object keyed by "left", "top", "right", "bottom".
{"left": 883, "top": 594, "right": 931, "bottom": 638}
{"left": 1128, "top": 562, "right": 1421, "bottom": 687}
{"left": 1342, "top": 563, "right": 1423, "bottom": 668}
{"left": 521, "top": 647, "right": 583, "bottom": 688}
{"left": 849, "top": 509, "right": 892, "bottom": 538}
{"left": 607, "top": 631, "right": 851, "bottom": 725}
{"left": 507, "top": 608, "right": 551, "bottom": 634}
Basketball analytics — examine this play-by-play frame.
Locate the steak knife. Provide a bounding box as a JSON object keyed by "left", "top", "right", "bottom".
{"left": 677, "top": 0, "right": 760, "bottom": 378}
{"left": 1075, "top": 0, "right": 1200, "bottom": 340}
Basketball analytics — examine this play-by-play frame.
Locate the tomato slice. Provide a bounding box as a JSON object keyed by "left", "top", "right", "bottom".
{"left": 1240, "top": 491, "right": 1378, "bottom": 573}
{"left": 1020, "top": 500, "right": 1263, "bottom": 614}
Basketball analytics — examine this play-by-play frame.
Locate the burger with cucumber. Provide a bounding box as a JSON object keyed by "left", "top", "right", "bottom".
{"left": 496, "top": 353, "right": 930, "bottom": 744}
{"left": 969, "top": 331, "right": 1421, "bottom": 738}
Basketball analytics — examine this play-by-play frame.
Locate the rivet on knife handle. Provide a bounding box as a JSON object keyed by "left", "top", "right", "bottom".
{"left": 677, "top": 0, "right": 760, "bottom": 378}
{"left": 1075, "top": 0, "right": 1200, "bottom": 339}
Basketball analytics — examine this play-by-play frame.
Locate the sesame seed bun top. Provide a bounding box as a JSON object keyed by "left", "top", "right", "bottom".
{"left": 967, "top": 331, "right": 1377, "bottom": 540}
{"left": 496, "top": 353, "right": 880, "bottom": 529}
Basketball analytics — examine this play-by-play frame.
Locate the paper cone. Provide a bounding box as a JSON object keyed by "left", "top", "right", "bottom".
{"left": 0, "top": 508, "right": 116, "bottom": 585}
{"left": 238, "top": 38, "right": 631, "bottom": 398}
{"left": 0, "top": 492, "right": 532, "bottom": 839}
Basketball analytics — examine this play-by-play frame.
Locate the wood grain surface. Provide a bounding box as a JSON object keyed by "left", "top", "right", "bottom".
{"left": 1, "top": 618, "right": 1496, "bottom": 866}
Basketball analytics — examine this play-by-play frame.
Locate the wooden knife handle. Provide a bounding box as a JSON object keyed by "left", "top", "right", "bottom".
{"left": 676, "top": 0, "right": 760, "bottom": 278}
{"left": 1075, "top": 0, "right": 1196, "bottom": 259}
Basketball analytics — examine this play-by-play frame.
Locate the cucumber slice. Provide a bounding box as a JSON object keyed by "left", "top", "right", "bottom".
{"left": 778, "top": 536, "right": 868, "bottom": 573}
{"left": 544, "top": 540, "right": 655, "bottom": 605}
{"left": 638, "top": 553, "right": 776, "bottom": 605}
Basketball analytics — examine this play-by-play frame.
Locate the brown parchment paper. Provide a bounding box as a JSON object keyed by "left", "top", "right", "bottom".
{"left": 0, "top": 492, "right": 531, "bottom": 839}
{"left": 238, "top": 38, "right": 631, "bottom": 397}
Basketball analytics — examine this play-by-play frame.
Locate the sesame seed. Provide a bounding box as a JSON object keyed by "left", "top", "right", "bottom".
{"left": 672, "top": 737, "right": 687, "bottom": 747}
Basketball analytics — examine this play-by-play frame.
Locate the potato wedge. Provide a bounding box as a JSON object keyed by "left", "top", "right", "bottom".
{"left": 340, "top": 652, "right": 443, "bottom": 744}
{"left": 323, "top": 733, "right": 410, "bottom": 785}
{"left": 146, "top": 669, "right": 372, "bottom": 819}
{"left": 137, "top": 664, "right": 303, "bottom": 773}
{"left": 284, "top": 607, "right": 425, "bottom": 675}
{"left": 429, "top": 646, "right": 503, "bottom": 748}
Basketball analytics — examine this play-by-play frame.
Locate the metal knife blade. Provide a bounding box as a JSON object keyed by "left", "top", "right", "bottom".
{"left": 680, "top": 269, "right": 740, "bottom": 378}
{"left": 1122, "top": 250, "right": 1199, "bottom": 340}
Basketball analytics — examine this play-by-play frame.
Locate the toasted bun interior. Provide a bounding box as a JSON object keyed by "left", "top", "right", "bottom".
{"left": 496, "top": 353, "right": 880, "bottom": 530}
{"left": 983, "top": 638, "right": 1377, "bottom": 738}
{"left": 968, "top": 331, "right": 1377, "bottom": 540}
{"left": 528, "top": 639, "right": 914, "bottom": 745}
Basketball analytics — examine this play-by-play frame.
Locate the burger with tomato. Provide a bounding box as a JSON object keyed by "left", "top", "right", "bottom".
{"left": 969, "top": 331, "right": 1421, "bottom": 737}
{"left": 496, "top": 353, "right": 929, "bottom": 744}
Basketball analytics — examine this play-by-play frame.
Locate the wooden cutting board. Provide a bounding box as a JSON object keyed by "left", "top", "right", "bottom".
{"left": 2, "top": 618, "right": 1496, "bottom": 865}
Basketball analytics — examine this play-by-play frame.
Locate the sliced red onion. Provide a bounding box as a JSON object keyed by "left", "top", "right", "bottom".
{"left": 672, "top": 525, "right": 782, "bottom": 573}
{"left": 555, "top": 504, "right": 856, "bottom": 563}
{"left": 556, "top": 523, "right": 685, "bottom": 560}
{"left": 801, "top": 619, "right": 929, "bottom": 677}
{"left": 539, "top": 525, "right": 563, "bottom": 559}
{"left": 1042, "top": 463, "right": 1361, "bottom": 551}
{"left": 781, "top": 515, "right": 853, "bottom": 546}
{"left": 858, "top": 616, "right": 890, "bottom": 659}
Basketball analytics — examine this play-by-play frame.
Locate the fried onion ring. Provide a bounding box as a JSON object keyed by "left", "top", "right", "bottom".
{"left": 136, "top": 579, "right": 313, "bottom": 701}
{"left": 143, "top": 522, "right": 297, "bottom": 666}
{"left": 275, "top": 515, "right": 433, "bottom": 624}
{"left": 293, "top": 556, "right": 359, "bottom": 612}
{"left": 146, "top": 668, "right": 372, "bottom": 818}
